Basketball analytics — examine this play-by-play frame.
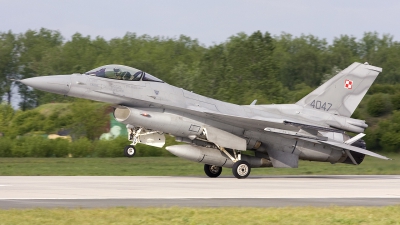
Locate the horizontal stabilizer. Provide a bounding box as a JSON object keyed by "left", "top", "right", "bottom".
{"left": 345, "top": 133, "right": 366, "bottom": 145}
{"left": 319, "top": 140, "right": 390, "bottom": 160}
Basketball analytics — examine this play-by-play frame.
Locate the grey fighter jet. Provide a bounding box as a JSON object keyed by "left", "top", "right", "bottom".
{"left": 20, "top": 62, "right": 390, "bottom": 179}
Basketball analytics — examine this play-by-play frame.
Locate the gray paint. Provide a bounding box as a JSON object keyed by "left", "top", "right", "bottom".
{"left": 266, "top": 149, "right": 299, "bottom": 168}
{"left": 19, "top": 62, "right": 390, "bottom": 178}
{"left": 296, "top": 62, "right": 381, "bottom": 117}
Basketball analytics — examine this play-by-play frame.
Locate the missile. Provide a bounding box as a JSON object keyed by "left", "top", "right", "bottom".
{"left": 166, "top": 144, "right": 272, "bottom": 168}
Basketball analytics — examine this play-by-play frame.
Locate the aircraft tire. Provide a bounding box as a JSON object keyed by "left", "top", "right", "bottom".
{"left": 232, "top": 160, "right": 251, "bottom": 179}
{"left": 204, "top": 164, "right": 222, "bottom": 178}
{"left": 124, "top": 145, "right": 136, "bottom": 158}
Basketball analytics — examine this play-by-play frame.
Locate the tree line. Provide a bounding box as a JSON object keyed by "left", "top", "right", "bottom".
{"left": 1, "top": 28, "right": 400, "bottom": 152}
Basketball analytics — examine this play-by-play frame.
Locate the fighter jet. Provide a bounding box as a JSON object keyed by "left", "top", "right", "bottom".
{"left": 20, "top": 62, "right": 390, "bottom": 179}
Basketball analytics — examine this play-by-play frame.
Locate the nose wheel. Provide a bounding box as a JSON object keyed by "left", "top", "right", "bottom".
{"left": 124, "top": 145, "right": 136, "bottom": 157}
{"left": 232, "top": 160, "right": 251, "bottom": 179}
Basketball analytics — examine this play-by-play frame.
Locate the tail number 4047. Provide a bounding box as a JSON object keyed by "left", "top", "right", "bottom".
{"left": 310, "top": 100, "right": 332, "bottom": 111}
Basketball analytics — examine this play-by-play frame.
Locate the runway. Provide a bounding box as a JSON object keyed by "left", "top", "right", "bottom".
{"left": 0, "top": 175, "right": 399, "bottom": 208}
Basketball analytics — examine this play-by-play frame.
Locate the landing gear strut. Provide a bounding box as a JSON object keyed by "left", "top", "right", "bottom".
{"left": 124, "top": 125, "right": 165, "bottom": 158}
{"left": 123, "top": 126, "right": 141, "bottom": 158}
{"left": 215, "top": 144, "right": 252, "bottom": 179}
{"left": 204, "top": 164, "right": 222, "bottom": 178}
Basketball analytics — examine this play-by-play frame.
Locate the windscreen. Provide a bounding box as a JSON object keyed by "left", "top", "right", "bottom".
{"left": 85, "top": 65, "right": 164, "bottom": 82}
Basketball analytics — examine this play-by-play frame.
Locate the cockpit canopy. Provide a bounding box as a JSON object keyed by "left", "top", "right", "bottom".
{"left": 85, "top": 65, "right": 164, "bottom": 83}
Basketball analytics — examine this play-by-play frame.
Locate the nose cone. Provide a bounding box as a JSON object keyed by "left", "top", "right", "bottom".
{"left": 20, "top": 75, "right": 71, "bottom": 95}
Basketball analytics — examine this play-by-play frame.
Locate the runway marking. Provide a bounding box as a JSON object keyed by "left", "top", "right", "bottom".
{"left": 0, "top": 196, "right": 400, "bottom": 200}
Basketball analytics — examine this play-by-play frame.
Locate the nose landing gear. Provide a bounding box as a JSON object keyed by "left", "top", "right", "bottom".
{"left": 123, "top": 125, "right": 166, "bottom": 158}
{"left": 124, "top": 145, "right": 136, "bottom": 157}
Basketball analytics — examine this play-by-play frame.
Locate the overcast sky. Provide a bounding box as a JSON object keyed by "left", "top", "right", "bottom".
{"left": 1, "top": 0, "right": 400, "bottom": 45}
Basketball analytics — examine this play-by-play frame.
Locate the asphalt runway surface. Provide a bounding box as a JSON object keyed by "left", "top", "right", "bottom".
{"left": 0, "top": 175, "right": 399, "bottom": 209}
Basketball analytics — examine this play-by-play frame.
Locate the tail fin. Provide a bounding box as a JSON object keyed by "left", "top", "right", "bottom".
{"left": 296, "top": 62, "right": 382, "bottom": 117}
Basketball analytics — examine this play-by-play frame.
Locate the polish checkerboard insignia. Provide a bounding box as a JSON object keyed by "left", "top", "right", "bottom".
{"left": 344, "top": 79, "right": 353, "bottom": 90}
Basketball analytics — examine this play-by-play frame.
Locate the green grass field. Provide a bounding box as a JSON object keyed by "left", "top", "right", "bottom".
{"left": 0, "top": 153, "right": 399, "bottom": 176}
{"left": 0, "top": 206, "right": 399, "bottom": 225}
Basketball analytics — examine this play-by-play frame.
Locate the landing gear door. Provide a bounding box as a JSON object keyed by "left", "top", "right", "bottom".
{"left": 140, "top": 133, "right": 166, "bottom": 148}
{"left": 203, "top": 125, "right": 247, "bottom": 151}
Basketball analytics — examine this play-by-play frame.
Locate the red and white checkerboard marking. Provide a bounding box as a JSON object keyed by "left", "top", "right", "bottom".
{"left": 344, "top": 79, "right": 353, "bottom": 90}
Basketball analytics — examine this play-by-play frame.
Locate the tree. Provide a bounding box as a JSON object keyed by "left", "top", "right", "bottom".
{"left": 328, "top": 35, "right": 360, "bottom": 69}
{"left": 17, "top": 28, "right": 64, "bottom": 108}
{"left": 195, "top": 31, "right": 286, "bottom": 105}
{"left": 367, "top": 94, "right": 392, "bottom": 117}
{"left": 0, "top": 31, "right": 20, "bottom": 104}
{"left": 69, "top": 100, "right": 109, "bottom": 140}
{"left": 377, "top": 111, "right": 400, "bottom": 152}
{"left": 0, "top": 103, "right": 14, "bottom": 136}
{"left": 273, "top": 33, "right": 329, "bottom": 89}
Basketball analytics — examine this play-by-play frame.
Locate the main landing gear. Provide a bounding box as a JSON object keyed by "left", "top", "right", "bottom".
{"left": 204, "top": 164, "right": 222, "bottom": 178}
{"left": 204, "top": 144, "right": 252, "bottom": 179}
{"left": 204, "top": 160, "right": 251, "bottom": 179}
{"left": 203, "top": 160, "right": 251, "bottom": 179}
{"left": 232, "top": 160, "right": 251, "bottom": 179}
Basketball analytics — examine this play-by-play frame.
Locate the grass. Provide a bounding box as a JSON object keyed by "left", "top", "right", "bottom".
{"left": 0, "top": 153, "right": 399, "bottom": 176}
{"left": 0, "top": 206, "right": 399, "bottom": 225}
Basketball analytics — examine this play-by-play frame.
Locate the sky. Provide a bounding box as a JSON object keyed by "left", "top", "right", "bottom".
{"left": 1, "top": 0, "right": 400, "bottom": 46}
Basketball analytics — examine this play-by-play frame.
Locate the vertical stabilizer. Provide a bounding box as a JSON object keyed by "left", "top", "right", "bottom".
{"left": 296, "top": 62, "right": 382, "bottom": 117}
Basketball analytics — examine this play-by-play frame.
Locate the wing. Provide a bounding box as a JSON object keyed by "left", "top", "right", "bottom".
{"left": 185, "top": 106, "right": 339, "bottom": 133}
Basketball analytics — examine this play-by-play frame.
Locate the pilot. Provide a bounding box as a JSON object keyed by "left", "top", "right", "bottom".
{"left": 113, "top": 68, "right": 123, "bottom": 79}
